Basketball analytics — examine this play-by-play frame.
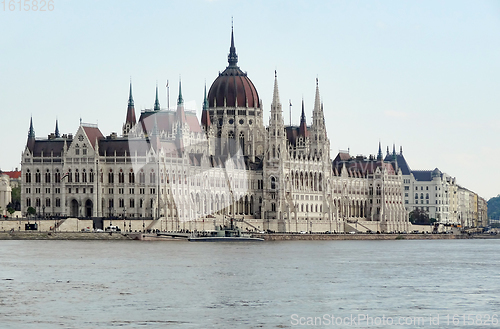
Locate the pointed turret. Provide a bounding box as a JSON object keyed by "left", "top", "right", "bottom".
{"left": 400, "top": 146, "right": 403, "bottom": 155}
{"left": 201, "top": 83, "right": 211, "bottom": 130}
{"left": 55, "top": 119, "right": 60, "bottom": 138}
{"left": 177, "top": 79, "right": 184, "bottom": 105}
{"left": 154, "top": 84, "right": 160, "bottom": 111}
{"left": 27, "top": 117, "right": 36, "bottom": 152}
{"left": 272, "top": 70, "right": 280, "bottom": 107}
{"left": 269, "top": 70, "right": 284, "bottom": 127}
{"left": 228, "top": 23, "right": 238, "bottom": 67}
{"left": 298, "top": 99, "right": 308, "bottom": 137}
{"left": 313, "top": 78, "right": 321, "bottom": 114}
{"left": 386, "top": 146, "right": 390, "bottom": 156}
{"left": 123, "top": 81, "right": 137, "bottom": 136}
{"left": 28, "top": 117, "right": 35, "bottom": 139}
{"left": 377, "top": 141, "right": 383, "bottom": 161}
{"left": 176, "top": 79, "right": 187, "bottom": 125}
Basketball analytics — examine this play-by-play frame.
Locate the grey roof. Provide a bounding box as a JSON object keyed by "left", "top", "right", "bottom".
{"left": 384, "top": 153, "right": 411, "bottom": 175}
{"left": 412, "top": 170, "right": 433, "bottom": 181}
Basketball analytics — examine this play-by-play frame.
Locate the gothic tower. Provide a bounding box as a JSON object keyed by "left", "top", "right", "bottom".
{"left": 207, "top": 26, "right": 266, "bottom": 161}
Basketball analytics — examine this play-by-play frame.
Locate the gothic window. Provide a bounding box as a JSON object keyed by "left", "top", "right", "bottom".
{"left": 45, "top": 198, "right": 50, "bottom": 207}
{"left": 415, "top": 193, "right": 418, "bottom": 199}
{"left": 239, "top": 132, "right": 244, "bottom": 152}
{"left": 75, "top": 145, "right": 80, "bottom": 155}
{"left": 35, "top": 170, "right": 41, "bottom": 183}
{"left": 130, "top": 199, "right": 135, "bottom": 208}
{"left": 82, "top": 170, "right": 87, "bottom": 183}
{"left": 129, "top": 170, "right": 135, "bottom": 184}
{"left": 420, "top": 193, "right": 424, "bottom": 199}
{"left": 55, "top": 198, "right": 60, "bottom": 207}
{"left": 150, "top": 171, "right": 156, "bottom": 184}
{"left": 426, "top": 193, "right": 429, "bottom": 199}
{"left": 108, "top": 171, "right": 114, "bottom": 184}
{"left": 228, "top": 131, "right": 234, "bottom": 139}
{"left": 75, "top": 170, "right": 79, "bottom": 183}
{"left": 45, "top": 170, "right": 51, "bottom": 183}
{"left": 25, "top": 170, "right": 31, "bottom": 183}
{"left": 26, "top": 198, "right": 31, "bottom": 207}
{"left": 89, "top": 169, "right": 94, "bottom": 183}
{"left": 119, "top": 199, "right": 124, "bottom": 208}
{"left": 35, "top": 198, "right": 41, "bottom": 207}
{"left": 67, "top": 169, "right": 72, "bottom": 183}
{"left": 270, "top": 176, "right": 276, "bottom": 190}
{"left": 139, "top": 170, "right": 145, "bottom": 184}
{"left": 271, "top": 203, "right": 276, "bottom": 212}
{"left": 376, "top": 185, "right": 381, "bottom": 196}
{"left": 118, "top": 171, "right": 125, "bottom": 184}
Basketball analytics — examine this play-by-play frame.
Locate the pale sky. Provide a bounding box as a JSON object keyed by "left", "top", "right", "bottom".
{"left": 1, "top": 0, "right": 499, "bottom": 200}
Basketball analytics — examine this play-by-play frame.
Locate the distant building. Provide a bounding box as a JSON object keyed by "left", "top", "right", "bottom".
{"left": 0, "top": 174, "right": 12, "bottom": 216}
{"left": 1, "top": 169, "right": 21, "bottom": 188}
{"left": 383, "top": 147, "right": 487, "bottom": 227}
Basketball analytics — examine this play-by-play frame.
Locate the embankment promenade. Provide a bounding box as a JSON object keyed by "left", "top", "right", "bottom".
{"left": 0, "top": 231, "right": 498, "bottom": 241}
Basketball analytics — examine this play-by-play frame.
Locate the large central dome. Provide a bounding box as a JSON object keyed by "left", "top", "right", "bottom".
{"left": 207, "top": 29, "right": 260, "bottom": 108}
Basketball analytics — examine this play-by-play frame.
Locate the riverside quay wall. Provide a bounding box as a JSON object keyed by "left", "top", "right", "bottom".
{"left": 252, "top": 233, "right": 470, "bottom": 241}
{"left": 0, "top": 232, "right": 132, "bottom": 240}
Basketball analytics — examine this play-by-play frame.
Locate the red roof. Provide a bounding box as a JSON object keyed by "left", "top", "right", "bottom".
{"left": 2, "top": 171, "right": 21, "bottom": 179}
{"left": 83, "top": 126, "right": 104, "bottom": 148}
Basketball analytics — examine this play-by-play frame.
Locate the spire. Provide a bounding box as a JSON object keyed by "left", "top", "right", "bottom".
{"left": 228, "top": 22, "right": 238, "bottom": 67}
{"left": 28, "top": 117, "right": 35, "bottom": 139}
{"left": 201, "top": 83, "right": 211, "bottom": 130}
{"left": 400, "top": 146, "right": 403, "bottom": 155}
{"left": 27, "top": 117, "right": 35, "bottom": 152}
{"left": 299, "top": 99, "right": 308, "bottom": 137}
{"left": 177, "top": 79, "right": 184, "bottom": 105}
{"left": 55, "top": 119, "right": 60, "bottom": 138}
{"left": 203, "top": 82, "right": 208, "bottom": 110}
{"left": 386, "top": 146, "right": 389, "bottom": 156}
{"left": 176, "top": 78, "right": 187, "bottom": 126}
{"left": 128, "top": 80, "right": 134, "bottom": 107}
{"left": 154, "top": 84, "right": 160, "bottom": 111}
{"left": 272, "top": 70, "right": 280, "bottom": 107}
{"left": 124, "top": 81, "right": 137, "bottom": 136}
{"left": 377, "top": 141, "right": 383, "bottom": 160}
{"left": 314, "top": 77, "right": 321, "bottom": 112}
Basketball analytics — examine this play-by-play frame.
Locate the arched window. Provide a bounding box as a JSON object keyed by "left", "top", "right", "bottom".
{"left": 239, "top": 132, "right": 244, "bottom": 153}
{"left": 270, "top": 176, "right": 276, "bottom": 190}
{"left": 25, "top": 170, "right": 31, "bottom": 183}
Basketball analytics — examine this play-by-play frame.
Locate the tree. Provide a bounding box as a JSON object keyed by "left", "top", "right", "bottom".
{"left": 27, "top": 206, "right": 36, "bottom": 217}
{"left": 10, "top": 186, "right": 21, "bottom": 211}
{"left": 409, "top": 208, "right": 432, "bottom": 225}
{"left": 487, "top": 195, "right": 500, "bottom": 221}
{"left": 7, "top": 207, "right": 15, "bottom": 216}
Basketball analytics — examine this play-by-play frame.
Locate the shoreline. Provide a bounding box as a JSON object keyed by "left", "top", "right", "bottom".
{"left": 0, "top": 231, "right": 498, "bottom": 241}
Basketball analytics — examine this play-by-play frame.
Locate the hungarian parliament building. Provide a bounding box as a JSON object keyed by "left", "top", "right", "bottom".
{"left": 20, "top": 29, "right": 420, "bottom": 233}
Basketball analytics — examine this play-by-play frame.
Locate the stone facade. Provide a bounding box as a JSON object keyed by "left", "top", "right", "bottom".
{"left": 20, "top": 29, "right": 410, "bottom": 233}
{"left": 0, "top": 174, "right": 12, "bottom": 216}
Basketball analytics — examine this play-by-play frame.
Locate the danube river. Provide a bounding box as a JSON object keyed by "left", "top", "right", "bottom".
{"left": 1, "top": 239, "right": 499, "bottom": 328}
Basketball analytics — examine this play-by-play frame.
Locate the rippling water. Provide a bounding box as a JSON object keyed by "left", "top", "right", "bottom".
{"left": 1, "top": 239, "right": 499, "bottom": 328}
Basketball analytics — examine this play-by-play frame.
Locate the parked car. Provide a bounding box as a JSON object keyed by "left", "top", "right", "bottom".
{"left": 105, "top": 226, "right": 121, "bottom": 232}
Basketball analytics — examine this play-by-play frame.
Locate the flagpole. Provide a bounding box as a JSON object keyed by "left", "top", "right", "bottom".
{"left": 166, "top": 80, "right": 169, "bottom": 110}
